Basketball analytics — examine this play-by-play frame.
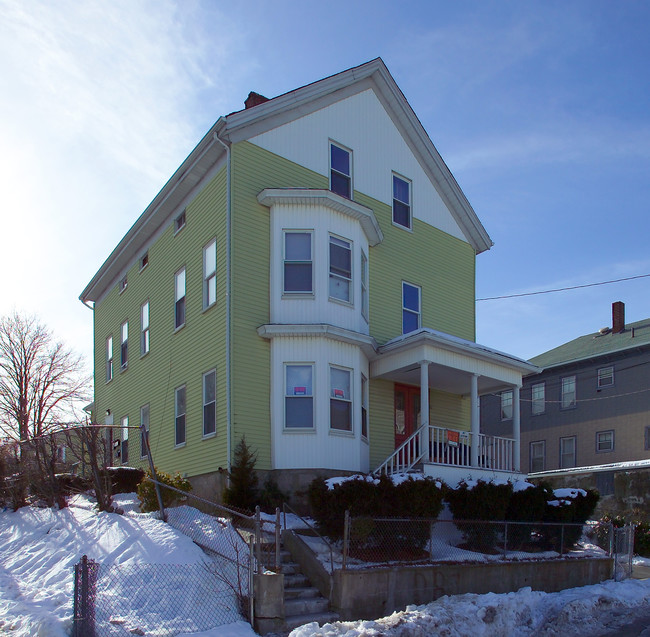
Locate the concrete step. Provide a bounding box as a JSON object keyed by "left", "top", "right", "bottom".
{"left": 284, "top": 611, "right": 340, "bottom": 632}
{"left": 280, "top": 561, "right": 301, "bottom": 575}
{"left": 284, "top": 596, "right": 330, "bottom": 617}
{"left": 284, "top": 586, "right": 320, "bottom": 600}
{"left": 284, "top": 573, "right": 310, "bottom": 588}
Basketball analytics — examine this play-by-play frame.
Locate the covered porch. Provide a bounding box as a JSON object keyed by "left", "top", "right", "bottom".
{"left": 370, "top": 328, "right": 538, "bottom": 484}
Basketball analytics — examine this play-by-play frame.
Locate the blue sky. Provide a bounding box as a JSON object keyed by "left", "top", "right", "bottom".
{"left": 1, "top": 0, "right": 649, "bottom": 371}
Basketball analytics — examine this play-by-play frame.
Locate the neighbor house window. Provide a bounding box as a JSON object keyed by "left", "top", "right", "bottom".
{"left": 174, "top": 210, "right": 186, "bottom": 233}
{"left": 402, "top": 282, "right": 421, "bottom": 334}
{"left": 175, "top": 268, "right": 186, "bottom": 329}
{"left": 501, "top": 390, "right": 513, "bottom": 420}
{"left": 121, "top": 415, "right": 129, "bottom": 464}
{"left": 392, "top": 174, "right": 412, "bottom": 229}
{"left": 329, "top": 235, "right": 352, "bottom": 303}
{"left": 141, "top": 301, "right": 150, "bottom": 356}
{"left": 106, "top": 336, "right": 113, "bottom": 382}
{"left": 330, "top": 366, "right": 352, "bottom": 432}
{"left": 330, "top": 142, "right": 351, "bottom": 198}
{"left": 175, "top": 385, "right": 186, "bottom": 446}
{"left": 140, "top": 252, "right": 149, "bottom": 271}
{"left": 361, "top": 250, "right": 369, "bottom": 321}
{"left": 361, "top": 374, "right": 368, "bottom": 439}
{"left": 561, "top": 376, "right": 576, "bottom": 409}
{"left": 283, "top": 232, "right": 312, "bottom": 294}
{"left": 560, "top": 436, "right": 576, "bottom": 469}
{"left": 120, "top": 321, "right": 128, "bottom": 369}
{"left": 530, "top": 441, "right": 545, "bottom": 473}
{"left": 203, "top": 239, "right": 217, "bottom": 309}
{"left": 596, "top": 430, "right": 614, "bottom": 452}
{"left": 285, "top": 364, "right": 313, "bottom": 429}
{"left": 531, "top": 382, "right": 545, "bottom": 415}
{"left": 203, "top": 369, "right": 216, "bottom": 437}
{"left": 597, "top": 366, "right": 614, "bottom": 388}
{"left": 140, "top": 404, "right": 149, "bottom": 459}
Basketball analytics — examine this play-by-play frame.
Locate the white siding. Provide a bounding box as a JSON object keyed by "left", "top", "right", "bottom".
{"left": 250, "top": 89, "right": 465, "bottom": 241}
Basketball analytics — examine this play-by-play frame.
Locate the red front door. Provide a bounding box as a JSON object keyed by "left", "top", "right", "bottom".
{"left": 394, "top": 384, "right": 421, "bottom": 449}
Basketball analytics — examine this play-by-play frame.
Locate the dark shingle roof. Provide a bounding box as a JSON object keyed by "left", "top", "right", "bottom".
{"left": 530, "top": 317, "right": 650, "bottom": 369}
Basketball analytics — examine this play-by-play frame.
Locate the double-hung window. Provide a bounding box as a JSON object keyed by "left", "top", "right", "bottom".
{"left": 561, "top": 376, "right": 576, "bottom": 409}
{"left": 402, "top": 282, "right": 421, "bottom": 334}
{"left": 120, "top": 321, "right": 128, "bottom": 369}
{"left": 361, "top": 250, "right": 369, "bottom": 321}
{"left": 121, "top": 415, "right": 129, "bottom": 464}
{"left": 330, "top": 142, "right": 351, "bottom": 198}
{"left": 283, "top": 232, "right": 312, "bottom": 294}
{"left": 106, "top": 336, "right": 113, "bottom": 382}
{"left": 141, "top": 301, "right": 150, "bottom": 356}
{"left": 530, "top": 441, "right": 545, "bottom": 473}
{"left": 285, "top": 365, "right": 313, "bottom": 429}
{"left": 596, "top": 430, "right": 614, "bottom": 452}
{"left": 175, "top": 268, "right": 186, "bottom": 329}
{"left": 501, "top": 390, "right": 513, "bottom": 420}
{"left": 203, "top": 239, "right": 217, "bottom": 310}
{"left": 361, "top": 374, "right": 368, "bottom": 439}
{"left": 140, "top": 404, "right": 149, "bottom": 459}
{"left": 175, "top": 385, "right": 186, "bottom": 446}
{"left": 175, "top": 210, "right": 186, "bottom": 233}
{"left": 329, "top": 236, "right": 352, "bottom": 303}
{"left": 392, "top": 174, "right": 412, "bottom": 229}
{"left": 560, "top": 436, "right": 576, "bottom": 469}
{"left": 531, "top": 382, "right": 545, "bottom": 415}
{"left": 203, "top": 369, "right": 216, "bottom": 437}
{"left": 330, "top": 366, "right": 352, "bottom": 432}
{"left": 597, "top": 366, "right": 614, "bottom": 388}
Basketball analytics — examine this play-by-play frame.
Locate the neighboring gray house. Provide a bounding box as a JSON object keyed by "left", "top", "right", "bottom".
{"left": 481, "top": 301, "right": 650, "bottom": 474}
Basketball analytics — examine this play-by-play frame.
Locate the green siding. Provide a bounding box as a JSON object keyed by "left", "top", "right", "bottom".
{"left": 369, "top": 379, "right": 395, "bottom": 468}
{"left": 229, "top": 141, "right": 327, "bottom": 470}
{"left": 430, "top": 389, "right": 470, "bottom": 431}
{"left": 93, "top": 167, "right": 228, "bottom": 478}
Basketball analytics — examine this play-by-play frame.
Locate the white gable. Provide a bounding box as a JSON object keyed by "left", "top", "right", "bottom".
{"left": 249, "top": 89, "right": 467, "bottom": 243}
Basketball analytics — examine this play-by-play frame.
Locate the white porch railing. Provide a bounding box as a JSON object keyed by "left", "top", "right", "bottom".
{"left": 374, "top": 424, "right": 515, "bottom": 476}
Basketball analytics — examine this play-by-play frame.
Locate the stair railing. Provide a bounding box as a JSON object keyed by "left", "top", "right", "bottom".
{"left": 282, "top": 502, "right": 335, "bottom": 573}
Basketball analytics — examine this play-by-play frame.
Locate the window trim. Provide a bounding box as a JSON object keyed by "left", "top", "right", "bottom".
{"left": 328, "top": 234, "right": 353, "bottom": 305}
{"left": 174, "top": 210, "right": 186, "bottom": 235}
{"left": 329, "top": 141, "right": 352, "bottom": 199}
{"left": 283, "top": 230, "right": 314, "bottom": 296}
{"left": 140, "top": 404, "right": 150, "bottom": 459}
{"left": 500, "top": 390, "right": 514, "bottom": 421}
{"left": 284, "top": 363, "right": 315, "bottom": 430}
{"left": 560, "top": 435, "right": 576, "bottom": 469}
{"left": 120, "top": 321, "right": 128, "bottom": 371}
{"left": 175, "top": 385, "right": 186, "bottom": 447}
{"left": 330, "top": 365, "right": 353, "bottom": 434}
{"left": 174, "top": 267, "right": 186, "bottom": 331}
{"left": 140, "top": 300, "right": 150, "bottom": 357}
{"left": 361, "top": 373, "right": 368, "bottom": 441}
{"left": 531, "top": 382, "right": 545, "bottom": 416}
{"left": 597, "top": 366, "right": 614, "bottom": 388}
{"left": 202, "top": 369, "right": 217, "bottom": 438}
{"left": 392, "top": 173, "right": 412, "bottom": 230}
{"left": 360, "top": 250, "right": 369, "bottom": 322}
{"left": 139, "top": 252, "right": 149, "bottom": 271}
{"left": 106, "top": 335, "right": 113, "bottom": 383}
{"left": 402, "top": 281, "right": 421, "bottom": 334}
{"left": 119, "top": 275, "right": 128, "bottom": 294}
{"left": 203, "top": 238, "right": 217, "bottom": 311}
{"left": 596, "top": 429, "right": 615, "bottom": 453}
{"left": 560, "top": 375, "right": 576, "bottom": 410}
{"left": 529, "top": 440, "right": 546, "bottom": 473}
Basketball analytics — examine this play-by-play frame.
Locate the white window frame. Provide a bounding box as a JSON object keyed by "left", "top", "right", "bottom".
{"left": 361, "top": 250, "right": 369, "bottom": 322}
{"left": 402, "top": 281, "right": 421, "bottom": 334}
{"left": 330, "top": 365, "right": 353, "bottom": 433}
{"left": 596, "top": 430, "right": 614, "bottom": 453}
{"left": 203, "top": 239, "right": 217, "bottom": 310}
{"left": 121, "top": 415, "right": 129, "bottom": 464}
{"left": 531, "top": 382, "right": 545, "bottom": 415}
{"left": 141, "top": 301, "right": 150, "bottom": 357}
{"left": 361, "top": 373, "right": 368, "bottom": 440}
{"left": 330, "top": 141, "right": 352, "bottom": 199}
{"left": 530, "top": 440, "right": 545, "bottom": 473}
{"left": 561, "top": 376, "right": 576, "bottom": 409}
{"left": 203, "top": 369, "right": 217, "bottom": 438}
{"left": 139, "top": 252, "right": 149, "bottom": 271}
{"left": 597, "top": 366, "right": 614, "bottom": 388}
{"left": 329, "top": 234, "right": 353, "bottom": 304}
{"left": 392, "top": 173, "right": 412, "bottom": 230}
{"left": 140, "top": 404, "right": 150, "bottom": 459}
{"left": 284, "top": 364, "right": 314, "bottom": 429}
{"left": 500, "top": 390, "right": 513, "bottom": 420}
{"left": 120, "top": 321, "right": 128, "bottom": 370}
{"left": 106, "top": 335, "right": 113, "bottom": 382}
{"left": 175, "top": 385, "right": 186, "bottom": 447}
{"left": 560, "top": 436, "right": 576, "bottom": 469}
{"left": 283, "top": 231, "right": 313, "bottom": 295}
{"left": 174, "top": 210, "right": 186, "bottom": 234}
{"left": 175, "top": 267, "right": 186, "bottom": 330}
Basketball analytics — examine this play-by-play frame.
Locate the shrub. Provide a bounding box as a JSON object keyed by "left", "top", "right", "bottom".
{"left": 137, "top": 468, "right": 192, "bottom": 513}
{"left": 103, "top": 467, "right": 145, "bottom": 494}
{"left": 541, "top": 488, "right": 599, "bottom": 550}
{"left": 259, "top": 475, "right": 288, "bottom": 514}
{"left": 505, "top": 482, "right": 553, "bottom": 550}
{"left": 223, "top": 437, "right": 259, "bottom": 513}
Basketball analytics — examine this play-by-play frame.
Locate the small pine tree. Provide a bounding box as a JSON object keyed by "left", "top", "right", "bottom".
{"left": 223, "top": 436, "right": 259, "bottom": 512}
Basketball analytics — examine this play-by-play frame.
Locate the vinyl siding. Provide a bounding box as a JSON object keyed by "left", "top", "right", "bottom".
{"left": 93, "top": 167, "right": 228, "bottom": 478}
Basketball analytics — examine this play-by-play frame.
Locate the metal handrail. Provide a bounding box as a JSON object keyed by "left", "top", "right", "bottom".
{"left": 282, "top": 502, "right": 335, "bottom": 573}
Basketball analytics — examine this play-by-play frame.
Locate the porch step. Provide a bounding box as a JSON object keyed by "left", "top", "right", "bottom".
{"left": 284, "top": 611, "right": 340, "bottom": 632}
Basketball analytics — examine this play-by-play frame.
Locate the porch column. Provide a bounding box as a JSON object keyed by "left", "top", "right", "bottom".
{"left": 419, "top": 361, "right": 430, "bottom": 461}
{"left": 470, "top": 373, "right": 479, "bottom": 467}
{"left": 513, "top": 385, "right": 521, "bottom": 472}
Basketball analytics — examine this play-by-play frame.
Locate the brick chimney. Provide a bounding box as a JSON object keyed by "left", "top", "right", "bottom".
{"left": 244, "top": 92, "right": 269, "bottom": 109}
{"left": 612, "top": 301, "right": 625, "bottom": 333}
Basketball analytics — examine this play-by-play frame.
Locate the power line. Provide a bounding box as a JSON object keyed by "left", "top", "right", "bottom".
{"left": 476, "top": 273, "right": 650, "bottom": 302}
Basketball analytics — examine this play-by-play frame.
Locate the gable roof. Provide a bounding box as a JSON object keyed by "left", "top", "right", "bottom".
{"left": 80, "top": 58, "right": 492, "bottom": 304}
{"left": 530, "top": 317, "right": 650, "bottom": 370}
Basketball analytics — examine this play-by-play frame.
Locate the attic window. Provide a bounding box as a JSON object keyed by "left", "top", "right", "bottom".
{"left": 140, "top": 252, "right": 149, "bottom": 271}
{"left": 330, "top": 142, "right": 352, "bottom": 199}
{"left": 119, "top": 276, "right": 128, "bottom": 294}
{"left": 174, "top": 211, "right": 186, "bottom": 234}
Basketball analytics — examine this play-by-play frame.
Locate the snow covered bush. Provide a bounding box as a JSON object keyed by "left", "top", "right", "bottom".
{"left": 541, "top": 488, "right": 599, "bottom": 550}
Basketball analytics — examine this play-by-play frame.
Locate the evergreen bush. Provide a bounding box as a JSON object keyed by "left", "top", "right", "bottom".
{"left": 223, "top": 437, "right": 259, "bottom": 513}
{"left": 137, "top": 468, "right": 192, "bottom": 513}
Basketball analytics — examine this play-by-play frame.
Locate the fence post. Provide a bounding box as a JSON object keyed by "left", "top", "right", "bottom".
{"left": 342, "top": 510, "right": 350, "bottom": 570}
{"left": 275, "top": 508, "right": 281, "bottom": 572}
{"left": 248, "top": 537, "right": 255, "bottom": 627}
{"left": 255, "top": 506, "right": 262, "bottom": 574}
{"left": 73, "top": 555, "right": 96, "bottom": 637}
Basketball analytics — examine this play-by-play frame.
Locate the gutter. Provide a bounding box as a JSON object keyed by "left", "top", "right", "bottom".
{"left": 213, "top": 121, "right": 232, "bottom": 474}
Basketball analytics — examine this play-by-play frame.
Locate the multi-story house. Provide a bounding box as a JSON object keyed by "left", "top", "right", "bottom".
{"left": 80, "top": 59, "right": 535, "bottom": 499}
{"left": 481, "top": 301, "right": 650, "bottom": 475}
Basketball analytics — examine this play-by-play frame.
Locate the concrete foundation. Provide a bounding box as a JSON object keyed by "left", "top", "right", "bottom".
{"left": 253, "top": 573, "right": 284, "bottom": 635}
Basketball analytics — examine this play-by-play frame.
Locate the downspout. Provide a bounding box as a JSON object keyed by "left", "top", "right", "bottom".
{"left": 214, "top": 124, "right": 232, "bottom": 474}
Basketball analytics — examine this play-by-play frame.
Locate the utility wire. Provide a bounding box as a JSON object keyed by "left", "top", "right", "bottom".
{"left": 476, "top": 273, "right": 650, "bottom": 302}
